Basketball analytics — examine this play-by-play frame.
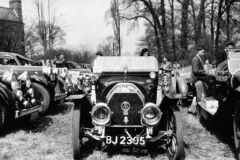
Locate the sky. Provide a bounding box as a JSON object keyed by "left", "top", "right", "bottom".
{"left": 1, "top": 0, "right": 145, "bottom": 55}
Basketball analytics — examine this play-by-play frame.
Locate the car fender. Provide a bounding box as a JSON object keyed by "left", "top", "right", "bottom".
{"left": 0, "top": 82, "right": 16, "bottom": 116}
{"left": 30, "top": 74, "right": 55, "bottom": 101}
{"left": 195, "top": 81, "right": 208, "bottom": 102}
{"left": 177, "top": 76, "right": 188, "bottom": 96}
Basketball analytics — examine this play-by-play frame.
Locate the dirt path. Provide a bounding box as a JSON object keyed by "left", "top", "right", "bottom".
{"left": 0, "top": 104, "right": 237, "bottom": 160}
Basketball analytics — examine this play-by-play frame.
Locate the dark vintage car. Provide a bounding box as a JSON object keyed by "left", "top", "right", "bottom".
{"left": 0, "top": 52, "right": 70, "bottom": 113}
{"left": 67, "top": 56, "right": 188, "bottom": 160}
{"left": 193, "top": 49, "right": 240, "bottom": 159}
{"left": 0, "top": 69, "right": 45, "bottom": 132}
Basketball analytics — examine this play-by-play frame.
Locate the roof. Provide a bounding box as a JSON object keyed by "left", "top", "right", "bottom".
{"left": 0, "top": 6, "right": 19, "bottom": 21}
{"left": 93, "top": 56, "right": 158, "bottom": 73}
{"left": 0, "top": 52, "right": 36, "bottom": 63}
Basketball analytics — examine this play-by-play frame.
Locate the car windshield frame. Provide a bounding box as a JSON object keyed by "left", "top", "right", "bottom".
{"left": 228, "top": 49, "right": 240, "bottom": 74}
{"left": 93, "top": 56, "right": 158, "bottom": 73}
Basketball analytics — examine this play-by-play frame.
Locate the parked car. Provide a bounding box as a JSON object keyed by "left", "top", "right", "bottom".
{"left": 67, "top": 56, "right": 188, "bottom": 160}
{"left": 0, "top": 52, "right": 70, "bottom": 113}
{"left": 0, "top": 52, "right": 41, "bottom": 66}
{"left": 0, "top": 70, "right": 45, "bottom": 132}
{"left": 193, "top": 49, "right": 240, "bottom": 159}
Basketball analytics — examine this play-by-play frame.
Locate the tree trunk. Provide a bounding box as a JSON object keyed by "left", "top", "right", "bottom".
{"left": 226, "top": 3, "right": 231, "bottom": 41}
{"left": 169, "top": 0, "right": 176, "bottom": 61}
{"left": 210, "top": 0, "right": 215, "bottom": 53}
{"left": 215, "top": 0, "right": 224, "bottom": 54}
{"left": 180, "top": 0, "right": 190, "bottom": 58}
{"left": 160, "top": 0, "right": 168, "bottom": 56}
{"left": 196, "top": 0, "right": 206, "bottom": 45}
{"left": 190, "top": 0, "right": 197, "bottom": 45}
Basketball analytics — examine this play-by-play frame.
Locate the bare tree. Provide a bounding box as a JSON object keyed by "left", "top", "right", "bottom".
{"left": 119, "top": 0, "right": 169, "bottom": 60}
{"left": 168, "top": 0, "right": 176, "bottom": 61}
{"left": 97, "top": 36, "right": 115, "bottom": 56}
{"left": 32, "top": 0, "right": 65, "bottom": 55}
{"left": 177, "top": 0, "right": 190, "bottom": 58}
{"left": 110, "top": 0, "right": 122, "bottom": 56}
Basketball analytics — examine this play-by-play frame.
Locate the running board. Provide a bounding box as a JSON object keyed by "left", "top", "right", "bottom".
{"left": 198, "top": 97, "right": 218, "bottom": 115}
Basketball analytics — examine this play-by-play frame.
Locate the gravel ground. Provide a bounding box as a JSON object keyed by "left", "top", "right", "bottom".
{"left": 0, "top": 103, "right": 237, "bottom": 160}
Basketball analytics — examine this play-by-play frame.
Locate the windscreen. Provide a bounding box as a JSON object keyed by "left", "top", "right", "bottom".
{"left": 93, "top": 56, "right": 158, "bottom": 73}
{"left": 228, "top": 49, "right": 240, "bottom": 74}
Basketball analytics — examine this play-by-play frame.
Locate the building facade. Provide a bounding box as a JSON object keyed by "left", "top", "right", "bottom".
{"left": 0, "top": 0, "right": 24, "bottom": 55}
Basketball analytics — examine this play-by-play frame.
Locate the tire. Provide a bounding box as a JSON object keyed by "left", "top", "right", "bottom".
{"left": 0, "top": 103, "right": 6, "bottom": 132}
{"left": 166, "top": 111, "right": 184, "bottom": 160}
{"left": 233, "top": 101, "right": 240, "bottom": 160}
{"left": 32, "top": 82, "right": 51, "bottom": 114}
{"left": 217, "top": 60, "right": 228, "bottom": 72}
{"left": 72, "top": 105, "right": 82, "bottom": 159}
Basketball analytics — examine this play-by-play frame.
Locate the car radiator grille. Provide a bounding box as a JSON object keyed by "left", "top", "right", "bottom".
{"left": 108, "top": 93, "right": 143, "bottom": 125}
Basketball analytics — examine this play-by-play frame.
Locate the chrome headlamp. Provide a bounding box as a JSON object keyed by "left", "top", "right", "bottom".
{"left": 150, "top": 72, "right": 156, "bottom": 79}
{"left": 82, "top": 81, "right": 91, "bottom": 93}
{"left": 50, "top": 73, "right": 56, "bottom": 81}
{"left": 162, "top": 81, "right": 170, "bottom": 94}
{"left": 16, "top": 90, "right": 23, "bottom": 101}
{"left": 91, "top": 103, "right": 111, "bottom": 126}
{"left": 11, "top": 81, "right": 21, "bottom": 91}
{"left": 2, "top": 70, "right": 18, "bottom": 82}
{"left": 18, "top": 71, "right": 31, "bottom": 88}
{"left": 141, "top": 103, "right": 161, "bottom": 126}
{"left": 27, "top": 88, "right": 35, "bottom": 98}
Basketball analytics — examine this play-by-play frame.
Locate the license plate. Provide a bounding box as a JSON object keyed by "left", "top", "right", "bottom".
{"left": 105, "top": 136, "right": 145, "bottom": 145}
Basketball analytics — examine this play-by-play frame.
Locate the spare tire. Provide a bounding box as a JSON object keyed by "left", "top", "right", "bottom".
{"left": 216, "top": 60, "right": 228, "bottom": 72}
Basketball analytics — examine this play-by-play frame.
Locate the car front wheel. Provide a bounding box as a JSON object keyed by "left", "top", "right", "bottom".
{"left": 233, "top": 101, "right": 240, "bottom": 160}
{"left": 166, "top": 111, "right": 184, "bottom": 160}
{"left": 0, "top": 102, "right": 6, "bottom": 132}
{"left": 32, "top": 82, "right": 51, "bottom": 114}
{"left": 72, "top": 102, "right": 82, "bottom": 159}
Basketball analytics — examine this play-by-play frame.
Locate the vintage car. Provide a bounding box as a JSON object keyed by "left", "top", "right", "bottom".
{"left": 193, "top": 49, "right": 240, "bottom": 159}
{"left": 0, "top": 52, "right": 41, "bottom": 66}
{"left": 0, "top": 52, "right": 70, "bottom": 113}
{"left": 0, "top": 69, "right": 46, "bottom": 132}
{"left": 53, "top": 60, "right": 92, "bottom": 84}
{"left": 67, "top": 56, "right": 188, "bottom": 160}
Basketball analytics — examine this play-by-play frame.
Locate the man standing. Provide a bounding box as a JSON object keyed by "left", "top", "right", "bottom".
{"left": 59, "top": 54, "right": 68, "bottom": 69}
{"left": 188, "top": 46, "right": 206, "bottom": 114}
{"left": 216, "top": 42, "right": 235, "bottom": 66}
{"left": 189, "top": 46, "right": 206, "bottom": 85}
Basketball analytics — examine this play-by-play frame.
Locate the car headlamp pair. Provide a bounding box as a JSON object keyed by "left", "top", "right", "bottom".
{"left": 141, "top": 103, "right": 162, "bottom": 126}
{"left": 91, "top": 103, "right": 111, "bottom": 126}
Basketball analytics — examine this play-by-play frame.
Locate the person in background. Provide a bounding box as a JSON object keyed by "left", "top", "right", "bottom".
{"left": 160, "top": 57, "right": 173, "bottom": 73}
{"left": 59, "top": 54, "right": 68, "bottom": 69}
{"left": 96, "top": 51, "right": 103, "bottom": 57}
{"left": 173, "top": 61, "right": 181, "bottom": 76}
{"left": 140, "top": 48, "right": 150, "bottom": 56}
{"left": 52, "top": 55, "right": 58, "bottom": 67}
{"left": 188, "top": 45, "right": 206, "bottom": 114}
{"left": 216, "top": 41, "right": 235, "bottom": 66}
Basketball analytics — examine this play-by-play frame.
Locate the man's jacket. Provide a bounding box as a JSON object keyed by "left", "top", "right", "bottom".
{"left": 190, "top": 55, "right": 206, "bottom": 84}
